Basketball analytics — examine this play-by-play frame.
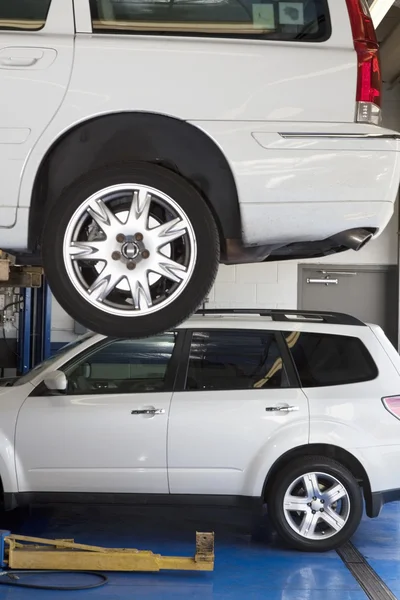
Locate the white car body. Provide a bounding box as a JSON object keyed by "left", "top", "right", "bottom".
{"left": 1, "top": 310, "right": 400, "bottom": 529}
{"left": 0, "top": 0, "right": 399, "bottom": 254}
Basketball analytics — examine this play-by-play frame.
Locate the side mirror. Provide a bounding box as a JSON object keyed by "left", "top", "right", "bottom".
{"left": 43, "top": 370, "right": 67, "bottom": 392}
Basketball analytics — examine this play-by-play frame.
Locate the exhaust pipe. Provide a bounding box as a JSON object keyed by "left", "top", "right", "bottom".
{"left": 331, "top": 228, "right": 373, "bottom": 252}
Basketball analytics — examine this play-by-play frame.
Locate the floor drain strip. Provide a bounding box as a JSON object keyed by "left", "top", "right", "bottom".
{"left": 337, "top": 542, "right": 397, "bottom": 600}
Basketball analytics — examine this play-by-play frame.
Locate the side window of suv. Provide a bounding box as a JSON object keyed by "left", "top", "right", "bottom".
{"left": 89, "top": 0, "right": 330, "bottom": 41}
{"left": 285, "top": 331, "right": 378, "bottom": 387}
{"left": 63, "top": 332, "right": 178, "bottom": 395}
{"left": 186, "top": 330, "right": 289, "bottom": 391}
{"left": 0, "top": 1, "right": 51, "bottom": 31}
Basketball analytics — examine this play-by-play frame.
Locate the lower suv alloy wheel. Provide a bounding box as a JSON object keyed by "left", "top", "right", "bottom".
{"left": 268, "top": 456, "right": 363, "bottom": 552}
{"left": 42, "top": 163, "right": 220, "bottom": 338}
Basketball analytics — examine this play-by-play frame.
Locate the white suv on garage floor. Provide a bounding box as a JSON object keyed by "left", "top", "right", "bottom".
{"left": 1, "top": 309, "right": 400, "bottom": 552}
{"left": 0, "top": 0, "right": 399, "bottom": 338}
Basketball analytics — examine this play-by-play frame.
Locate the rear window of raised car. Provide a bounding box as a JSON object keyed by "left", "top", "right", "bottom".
{"left": 0, "top": 0, "right": 51, "bottom": 31}
{"left": 284, "top": 331, "right": 378, "bottom": 387}
{"left": 89, "top": 0, "right": 331, "bottom": 41}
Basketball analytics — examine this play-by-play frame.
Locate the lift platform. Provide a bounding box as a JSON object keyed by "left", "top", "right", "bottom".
{"left": 0, "top": 530, "right": 215, "bottom": 572}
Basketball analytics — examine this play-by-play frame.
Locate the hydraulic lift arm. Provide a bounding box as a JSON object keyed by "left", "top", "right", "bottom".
{"left": 0, "top": 251, "right": 42, "bottom": 288}
{"left": 0, "top": 530, "right": 215, "bottom": 572}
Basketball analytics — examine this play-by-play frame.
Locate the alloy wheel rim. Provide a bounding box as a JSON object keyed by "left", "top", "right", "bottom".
{"left": 283, "top": 471, "right": 351, "bottom": 541}
{"left": 63, "top": 184, "right": 197, "bottom": 317}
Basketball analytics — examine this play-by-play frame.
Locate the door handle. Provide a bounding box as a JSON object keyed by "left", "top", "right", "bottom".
{"left": 131, "top": 408, "right": 165, "bottom": 415}
{"left": 0, "top": 56, "right": 39, "bottom": 67}
{"left": 265, "top": 406, "right": 299, "bottom": 413}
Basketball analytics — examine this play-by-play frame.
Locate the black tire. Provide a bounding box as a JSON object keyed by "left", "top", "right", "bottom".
{"left": 42, "top": 162, "right": 220, "bottom": 338}
{"left": 267, "top": 456, "right": 363, "bottom": 552}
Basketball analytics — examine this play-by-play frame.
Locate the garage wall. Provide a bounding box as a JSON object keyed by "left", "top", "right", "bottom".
{"left": 51, "top": 84, "right": 400, "bottom": 342}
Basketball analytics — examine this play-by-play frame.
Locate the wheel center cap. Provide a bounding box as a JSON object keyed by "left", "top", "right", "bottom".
{"left": 121, "top": 241, "right": 139, "bottom": 260}
{"left": 311, "top": 499, "right": 321, "bottom": 511}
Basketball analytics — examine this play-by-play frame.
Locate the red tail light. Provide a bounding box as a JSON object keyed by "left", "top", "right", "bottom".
{"left": 382, "top": 396, "right": 400, "bottom": 420}
{"left": 345, "top": 0, "right": 382, "bottom": 125}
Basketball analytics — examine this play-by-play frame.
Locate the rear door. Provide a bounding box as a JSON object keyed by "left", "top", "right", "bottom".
{"left": 0, "top": 0, "right": 74, "bottom": 225}
{"left": 167, "top": 328, "right": 309, "bottom": 496}
{"left": 79, "top": 0, "right": 356, "bottom": 123}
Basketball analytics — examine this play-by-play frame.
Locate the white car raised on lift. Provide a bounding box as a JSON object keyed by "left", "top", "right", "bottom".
{"left": 0, "top": 0, "right": 399, "bottom": 338}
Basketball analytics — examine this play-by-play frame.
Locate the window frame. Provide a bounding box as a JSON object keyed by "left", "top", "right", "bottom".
{"left": 282, "top": 330, "right": 379, "bottom": 388}
{"left": 174, "top": 328, "right": 300, "bottom": 392}
{"left": 87, "top": 0, "right": 332, "bottom": 43}
{"left": 30, "top": 330, "right": 186, "bottom": 397}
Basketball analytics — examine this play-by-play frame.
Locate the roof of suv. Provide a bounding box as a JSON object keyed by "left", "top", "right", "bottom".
{"left": 85, "top": 310, "right": 368, "bottom": 345}
{"left": 190, "top": 309, "right": 365, "bottom": 327}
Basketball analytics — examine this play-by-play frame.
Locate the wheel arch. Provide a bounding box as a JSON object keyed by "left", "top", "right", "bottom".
{"left": 262, "top": 443, "right": 373, "bottom": 516}
{"left": 28, "top": 111, "right": 242, "bottom": 255}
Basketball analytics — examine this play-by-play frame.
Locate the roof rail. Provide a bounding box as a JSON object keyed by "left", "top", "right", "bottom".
{"left": 195, "top": 309, "right": 365, "bottom": 327}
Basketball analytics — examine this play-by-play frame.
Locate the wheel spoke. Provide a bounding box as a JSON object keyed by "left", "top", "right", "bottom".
{"left": 126, "top": 190, "right": 151, "bottom": 229}
{"left": 68, "top": 241, "right": 108, "bottom": 261}
{"left": 320, "top": 507, "right": 346, "bottom": 532}
{"left": 284, "top": 495, "right": 308, "bottom": 512}
{"left": 303, "top": 473, "right": 320, "bottom": 499}
{"left": 152, "top": 255, "right": 188, "bottom": 284}
{"left": 152, "top": 217, "right": 187, "bottom": 247}
{"left": 323, "top": 483, "right": 347, "bottom": 506}
{"left": 299, "top": 511, "right": 319, "bottom": 538}
{"left": 87, "top": 268, "right": 123, "bottom": 302}
{"left": 87, "top": 198, "right": 119, "bottom": 232}
{"left": 127, "top": 272, "right": 153, "bottom": 310}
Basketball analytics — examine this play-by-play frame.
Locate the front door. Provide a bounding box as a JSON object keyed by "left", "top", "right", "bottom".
{"left": 168, "top": 329, "right": 309, "bottom": 496}
{"left": 16, "top": 332, "right": 180, "bottom": 494}
{"left": 0, "top": 0, "right": 74, "bottom": 225}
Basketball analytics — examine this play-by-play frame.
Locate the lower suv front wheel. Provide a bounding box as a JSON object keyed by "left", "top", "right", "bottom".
{"left": 42, "top": 163, "right": 219, "bottom": 338}
{"left": 268, "top": 456, "right": 363, "bottom": 552}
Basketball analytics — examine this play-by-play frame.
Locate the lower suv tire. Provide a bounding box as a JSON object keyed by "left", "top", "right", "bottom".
{"left": 267, "top": 456, "right": 363, "bottom": 552}
{"left": 42, "top": 162, "right": 220, "bottom": 338}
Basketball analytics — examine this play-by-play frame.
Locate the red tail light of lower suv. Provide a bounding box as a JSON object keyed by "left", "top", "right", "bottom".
{"left": 382, "top": 396, "right": 400, "bottom": 420}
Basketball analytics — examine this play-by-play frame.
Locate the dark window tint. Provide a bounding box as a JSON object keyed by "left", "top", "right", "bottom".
{"left": 285, "top": 331, "right": 378, "bottom": 387}
{"left": 186, "top": 330, "right": 289, "bottom": 391}
{"left": 64, "top": 333, "right": 177, "bottom": 394}
{"left": 89, "top": 0, "right": 330, "bottom": 41}
{"left": 0, "top": 0, "right": 51, "bottom": 30}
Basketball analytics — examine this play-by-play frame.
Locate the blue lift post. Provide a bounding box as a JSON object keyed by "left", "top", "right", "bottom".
{"left": 18, "top": 288, "right": 31, "bottom": 375}
{"left": 33, "top": 278, "right": 52, "bottom": 366}
{"left": 0, "top": 531, "right": 10, "bottom": 569}
{"left": 18, "top": 280, "right": 52, "bottom": 375}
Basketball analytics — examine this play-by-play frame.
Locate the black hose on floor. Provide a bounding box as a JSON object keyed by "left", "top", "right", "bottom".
{"left": 0, "top": 570, "right": 108, "bottom": 590}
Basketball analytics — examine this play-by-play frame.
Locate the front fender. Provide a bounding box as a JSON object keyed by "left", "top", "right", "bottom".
{"left": 0, "top": 383, "right": 33, "bottom": 495}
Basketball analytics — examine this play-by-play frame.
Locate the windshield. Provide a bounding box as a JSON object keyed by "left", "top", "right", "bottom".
{"left": 11, "top": 332, "right": 95, "bottom": 386}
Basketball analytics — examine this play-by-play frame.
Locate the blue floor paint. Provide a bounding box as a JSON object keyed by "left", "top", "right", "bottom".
{"left": 351, "top": 502, "right": 400, "bottom": 594}
{"left": 0, "top": 503, "right": 398, "bottom": 599}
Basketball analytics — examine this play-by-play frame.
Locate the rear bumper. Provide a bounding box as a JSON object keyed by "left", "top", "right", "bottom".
{"left": 367, "top": 488, "right": 400, "bottom": 518}
{"left": 193, "top": 121, "right": 400, "bottom": 247}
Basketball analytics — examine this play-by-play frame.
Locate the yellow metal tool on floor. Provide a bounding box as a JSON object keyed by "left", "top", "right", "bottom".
{"left": 0, "top": 530, "right": 214, "bottom": 572}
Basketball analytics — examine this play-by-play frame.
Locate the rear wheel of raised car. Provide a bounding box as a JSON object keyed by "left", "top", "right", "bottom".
{"left": 267, "top": 456, "right": 363, "bottom": 552}
{"left": 42, "top": 163, "right": 220, "bottom": 338}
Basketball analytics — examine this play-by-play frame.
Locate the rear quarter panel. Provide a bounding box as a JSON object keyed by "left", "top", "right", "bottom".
{"left": 307, "top": 326, "right": 400, "bottom": 492}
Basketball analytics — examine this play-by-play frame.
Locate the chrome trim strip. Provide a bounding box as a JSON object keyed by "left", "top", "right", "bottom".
{"left": 278, "top": 133, "right": 400, "bottom": 140}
